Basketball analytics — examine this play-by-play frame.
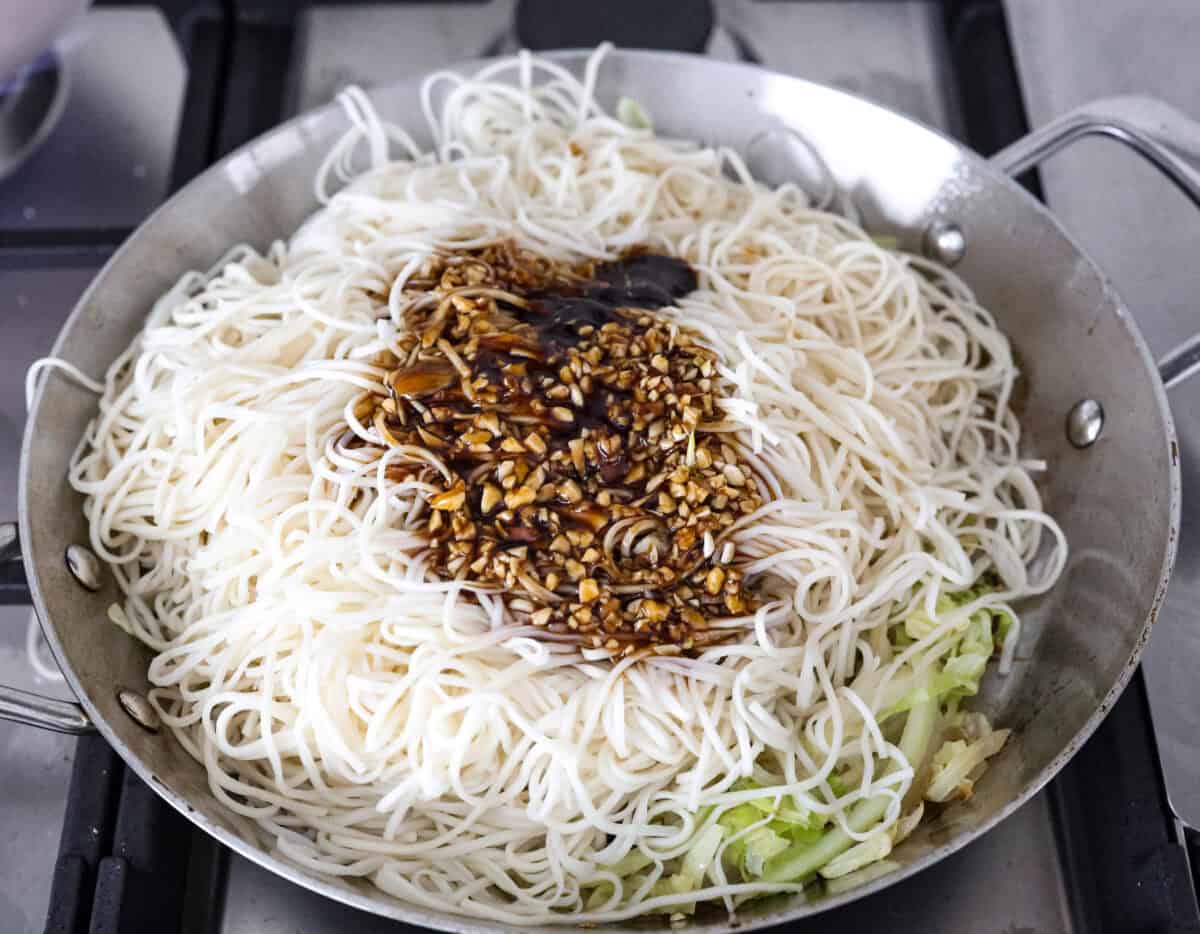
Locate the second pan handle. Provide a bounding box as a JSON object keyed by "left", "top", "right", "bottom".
{"left": 990, "top": 95, "right": 1200, "bottom": 390}
{"left": 0, "top": 521, "right": 92, "bottom": 734}
{"left": 0, "top": 517, "right": 30, "bottom": 605}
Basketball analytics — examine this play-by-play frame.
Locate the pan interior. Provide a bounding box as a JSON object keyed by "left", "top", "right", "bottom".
{"left": 19, "top": 50, "right": 1176, "bottom": 932}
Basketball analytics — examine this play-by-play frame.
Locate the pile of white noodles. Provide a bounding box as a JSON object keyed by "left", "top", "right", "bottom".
{"left": 51, "top": 48, "right": 1065, "bottom": 923}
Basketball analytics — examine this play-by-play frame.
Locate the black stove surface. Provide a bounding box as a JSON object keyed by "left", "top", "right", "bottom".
{"left": 2, "top": 3, "right": 1197, "bottom": 933}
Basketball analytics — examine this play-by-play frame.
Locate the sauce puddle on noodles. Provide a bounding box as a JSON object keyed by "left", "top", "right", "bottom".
{"left": 352, "top": 243, "right": 761, "bottom": 657}
{"left": 55, "top": 48, "right": 1067, "bottom": 926}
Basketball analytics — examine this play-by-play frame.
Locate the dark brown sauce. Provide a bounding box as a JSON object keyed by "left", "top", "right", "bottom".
{"left": 361, "top": 245, "right": 759, "bottom": 657}
{"left": 517, "top": 254, "right": 696, "bottom": 348}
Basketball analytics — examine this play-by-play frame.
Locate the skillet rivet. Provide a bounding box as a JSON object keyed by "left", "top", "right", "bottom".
{"left": 117, "top": 689, "right": 160, "bottom": 732}
{"left": 65, "top": 544, "right": 102, "bottom": 592}
{"left": 923, "top": 221, "right": 966, "bottom": 266}
{"left": 1066, "top": 399, "right": 1105, "bottom": 448}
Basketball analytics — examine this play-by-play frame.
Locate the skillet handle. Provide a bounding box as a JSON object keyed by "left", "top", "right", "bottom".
{"left": 0, "top": 519, "right": 31, "bottom": 604}
{"left": 0, "top": 521, "right": 93, "bottom": 734}
{"left": 991, "top": 95, "right": 1200, "bottom": 389}
{"left": 0, "top": 685, "right": 92, "bottom": 734}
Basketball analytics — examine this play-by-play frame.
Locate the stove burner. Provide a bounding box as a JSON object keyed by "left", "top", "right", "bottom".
{"left": 515, "top": 0, "right": 715, "bottom": 53}
{"left": 0, "top": 50, "right": 67, "bottom": 183}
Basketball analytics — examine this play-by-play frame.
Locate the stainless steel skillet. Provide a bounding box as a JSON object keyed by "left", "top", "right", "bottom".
{"left": 3, "top": 48, "right": 1200, "bottom": 932}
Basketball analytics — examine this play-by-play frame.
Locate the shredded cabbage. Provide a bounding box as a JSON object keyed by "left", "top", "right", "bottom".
{"left": 820, "top": 831, "right": 893, "bottom": 879}
{"left": 736, "top": 779, "right": 821, "bottom": 827}
{"left": 926, "top": 723, "right": 1010, "bottom": 802}
{"left": 741, "top": 827, "right": 792, "bottom": 877}
{"left": 717, "top": 786, "right": 824, "bottom": 879}
{"left": 886, "top": 586, "right": 1011, "bottom": 719}
{"left": 584, "top": 587, "right": 1016, "bottom": 908}
{"left": 616, "top": 96, "right": 652, "bottom": 130}
{"left": 824, "top": 859, "right": 902, "bottom": 895}
{"left": 681, "top": 823, "right": 725, "bottom": 884}
{"left": 892, "top": 800, "right": 925, "bottom": 845}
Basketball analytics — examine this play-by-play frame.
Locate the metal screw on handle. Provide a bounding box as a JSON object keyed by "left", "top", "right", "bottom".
{"left": 117, "top": 689, "right": 160, "bottom": 732}
{"left": 923, "top": 222, "right": 966, "bottom": 267}
{"left": 1066, "top": 399, "right": 1105, "bottom": 449}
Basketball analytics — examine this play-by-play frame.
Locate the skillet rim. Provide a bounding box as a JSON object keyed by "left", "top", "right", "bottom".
{"left": 18, "top": 46, "right": 1181, "bottom": 932}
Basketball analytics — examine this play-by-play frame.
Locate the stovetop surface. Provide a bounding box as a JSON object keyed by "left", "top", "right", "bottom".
{"left": 1, "top": 3, "right": 1197, "bottom": 933}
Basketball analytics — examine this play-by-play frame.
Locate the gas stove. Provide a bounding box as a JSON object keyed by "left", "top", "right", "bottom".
{"left": 1, "top": 3, "right": 1197, "bottom": 933}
